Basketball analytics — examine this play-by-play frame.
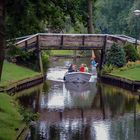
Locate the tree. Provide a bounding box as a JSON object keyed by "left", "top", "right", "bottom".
{"left": 106, "top": 44, "right": 126, "bottom": 67}
{"left": 87, "top": 0, "right": 94, "bottom": 33}
{"left": 87, "top": 0, "right": 100, "bottom": 63}
{"left": 0, "top": 0, "right": 5, "bottom": 81}
{"left": 124, "top": 44, "right": 139, "bottom": 62}
{"left": 94, "top": 0, "right": 135, "bottom": 37}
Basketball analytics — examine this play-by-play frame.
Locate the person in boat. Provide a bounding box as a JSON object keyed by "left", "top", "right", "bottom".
{"left": 72, "top": 64, "right": 78, "bottom": 72}
{"left": 84, "top": 64, "right": 89, "bottom": 72}
{"left": 79, "top": 64, "right": 85, "bottom": 72}
{"left": 68, "top": 64, "right": 77, "bottom": 72}
{"left": 90, "top": 57, "right": 97, "bottom": 74}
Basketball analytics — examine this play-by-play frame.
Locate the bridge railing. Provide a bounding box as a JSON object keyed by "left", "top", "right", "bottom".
{"left": 15, "top": 34, "right": 38, "bottom": 51}
{"left": 39, "top": 33, "right": 106, "bottom": 50}
{"left": 15, "top": 33, "right": 140, "bottom": 51}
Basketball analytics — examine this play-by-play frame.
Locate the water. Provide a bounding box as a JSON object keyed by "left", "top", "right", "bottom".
{"left": 15, "top": 58, "right": 140, "bottom": 140}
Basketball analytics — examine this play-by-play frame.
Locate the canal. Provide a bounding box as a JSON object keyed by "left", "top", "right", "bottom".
{"left": 15, "top": 57, "right": 140, "bottom": 140}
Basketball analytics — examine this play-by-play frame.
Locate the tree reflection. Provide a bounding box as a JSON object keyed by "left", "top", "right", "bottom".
{"left": 16, "top": 80, "right": 140, "bottom": 140}
{"left": 98, "top": 83, "right": 138, "bottom": 119}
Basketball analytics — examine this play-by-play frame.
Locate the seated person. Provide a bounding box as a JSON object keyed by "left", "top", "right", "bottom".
{"left": 84, "top": 64, "right": 88, "bottom": 72}
{"left": 79, "top": 64, "right": 85, "bottom": 72}
{"left": 72, "top": 64, "right": 77, "bottom": 72}
{"left": 68, "top": 64, "right": 77, "bottom": 72}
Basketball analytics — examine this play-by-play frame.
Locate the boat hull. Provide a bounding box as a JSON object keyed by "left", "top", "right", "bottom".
{"left": 64, "top": 72, "right": 92, "bottom": 83}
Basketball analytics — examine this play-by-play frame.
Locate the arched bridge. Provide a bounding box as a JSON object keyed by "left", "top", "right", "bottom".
{"left": 15, "top": 33, "right": 139, "bottom": 51}
{"left": 15, "top": 33, "right": 140, "bottom": 72}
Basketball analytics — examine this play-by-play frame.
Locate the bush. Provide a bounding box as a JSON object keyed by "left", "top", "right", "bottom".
{"left": 19, "top": 107, "right": 39, "bottom": 124}
{"left": 124, "top": 43, "right": 139, "bottom": 62}
{"left": 6, "top": 40, "right": 31, "bottom": 62}
{"left": 101, "top": 64, "right": 116, "bottom": 75}
{"left": 106, "top": 43, "right": 126, "bottom": 67}
{"left": 42, "top": 51, "right": 50, "bottom": 73}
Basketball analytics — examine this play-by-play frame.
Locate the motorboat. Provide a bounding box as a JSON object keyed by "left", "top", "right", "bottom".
{"left": 64, "top": 72, "right": 97, "bottom": 83}
{"left": 65, "top": 82, "right": 91, "bottom": 92}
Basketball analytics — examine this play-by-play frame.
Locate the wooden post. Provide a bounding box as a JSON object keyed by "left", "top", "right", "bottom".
{"left": 36, "top": 35, "right": 43, "bottom": 73}
{"left": 82, "top": 35, "right": 85, "bottom": 46}
{"left": 39, "top": 51, "right": 43, "bottom": 73}
{"left": 25, "top": 40, "right": 27, "bottom": 51}
{"left": 60, "top": 35, "right": 63, "bottom": 49}
{"left": 99, "top": 35, "right": 107, "bottom": 70}
{"left": 61, "top": 35, "right": 63, "bottom": 46}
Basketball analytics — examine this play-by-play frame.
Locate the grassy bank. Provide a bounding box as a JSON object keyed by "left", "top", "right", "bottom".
{"left": 0, "top": 61, "right": 40, "bottom": 87}
{"left": 0, "top": 61, "right": 41, "bottom": 139}
{"left": 0, "top": 93, "right": 24, "bottom": 140}
{"left": 110, "top": 65, "right": 140, "bottom": 81}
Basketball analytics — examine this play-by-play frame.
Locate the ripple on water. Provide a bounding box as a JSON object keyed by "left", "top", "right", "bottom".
{"left": 46, "top": 67, "right": 67, "bottom": 82}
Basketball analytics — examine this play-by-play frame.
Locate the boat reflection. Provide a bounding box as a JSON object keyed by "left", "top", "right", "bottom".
{"left": 65, "top": 82, "right": 91, "bottom": 93}
{"left": 46, "top": 82, "right": 97, "bottom": 110}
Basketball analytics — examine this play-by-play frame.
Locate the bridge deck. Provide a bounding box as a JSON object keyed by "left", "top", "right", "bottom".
{"left": 15, "top": 33, "right": 139, "bottom": 51}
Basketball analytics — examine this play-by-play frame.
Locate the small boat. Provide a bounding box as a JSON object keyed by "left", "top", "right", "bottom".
{"left": 64, "top": 72, "right": 97, "bottom": 83}
{"left": 65, "top": 82, "right": 90, "bottom": 92}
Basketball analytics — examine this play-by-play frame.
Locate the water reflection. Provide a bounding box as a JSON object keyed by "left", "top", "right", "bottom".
{"left": 14, "top": 57, "right": 140, "bottom": 140}
{"left": 39, "top": 81, "right": 97, "bottom": 111}
{"left": 15, "top": 81, "right": 140, "bottom": 140}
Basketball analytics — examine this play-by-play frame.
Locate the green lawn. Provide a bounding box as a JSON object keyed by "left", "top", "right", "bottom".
{"left": 0, "top": 61, "right": 40, "bottom": 87}
{"left": 51, "top": 50, "right": 74, "bottom": 55}
{"left": 111, "top": 65, "right": 140, "bottom": 81}
{"left": 0, "top": 93, "right": 24, "bottom": 140}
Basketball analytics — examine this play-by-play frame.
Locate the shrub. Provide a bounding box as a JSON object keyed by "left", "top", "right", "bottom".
{"left": 42, "top": 51, "right": 50, "bottom": 73}
{"left": 6, "top": 40, "right": 31, "bottom": 62}
{"left": 106, "top": 43, "right": 126, "bottom": 67}
{"left": 19, "top": 107, "right": 39, "bottom": 124}
{"left": 101, "top": 64, "right": 116, "bottom": 75}
{"left": 124, "top": 43, "right": 139, "bottom": 62}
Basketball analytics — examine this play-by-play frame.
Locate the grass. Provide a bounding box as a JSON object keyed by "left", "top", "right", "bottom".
{"left": 51, "top": 50, "right": 74, "bottom": 55}
{"left": 0, "top": 93, "right": 24, "bottom": 140}
{"left": 110, "top": 65, "right": 140, "bottom": 81}
{"left": 0, "top": 61, "right": 40, "bottom": 87}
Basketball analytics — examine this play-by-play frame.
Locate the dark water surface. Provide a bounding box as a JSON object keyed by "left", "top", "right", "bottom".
{"left": 15, "top": 58, "right": 140, "bottom": 140}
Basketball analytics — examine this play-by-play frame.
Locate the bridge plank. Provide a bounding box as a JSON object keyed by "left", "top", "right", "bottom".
{"left": 15, "top": 33, "right": 139, "bottom": 51}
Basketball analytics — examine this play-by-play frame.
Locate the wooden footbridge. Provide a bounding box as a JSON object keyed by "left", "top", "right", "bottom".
{"left": 16, "top": 33, "right": 138, "bottom": 51}
{"left": 15, "top": 33, "right": 139, "bottom": 72}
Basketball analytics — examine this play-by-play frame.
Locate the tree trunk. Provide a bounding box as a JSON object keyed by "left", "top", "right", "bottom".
{"left": 87, "top": 0, "right": 100, "bottom": 63}
{"left": 0, "top": 0, "right": 5, "bottom": 81}
{"left": 87, "top": 0, "right": 94, "bottom": 34}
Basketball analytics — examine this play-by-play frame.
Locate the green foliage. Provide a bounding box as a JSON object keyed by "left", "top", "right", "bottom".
{"left": 95, "top": 0, "right": 140, "bottom": 37}
{"left": 65, "top": 20, "right": 87, "bottom": 33}
{"left": 106, "top": 44, "right": 126, "bottom": 67}
{"left": 19, "top": 107, "right": 39, "bottom": 124}
{"left": 51, "top": 50, "right": 74, "bottom": 56}
{"left": 6, "top": 0, "right": 140, "bottom": 39}
{"left": 6, "top": 0, "right": 44, "bottom": 38}
{"left": 41, "top": 51, "right": 50, "bottom": 73}
{"left": 0, "top": 61, "right": 40, "bottom": 87}
{"left": 111, "top": 64, "right": 140, "bottom": 81}
{"left": 7, "top": 40, "right": 31, "bottom": 62}
{"left": 0, "top": 93, "right": 23, "bottom": 140}
{"left": 124, "top": 43, "right": 139, "bottom": 62}
{"left": 101, "top": 62, "right": 137, "bottom": 74}
{"left": 101, "top": 64, "right": 116, "bottom": 74}
{"left": 6, "top": 0, "right": 88, "bottom": 38}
